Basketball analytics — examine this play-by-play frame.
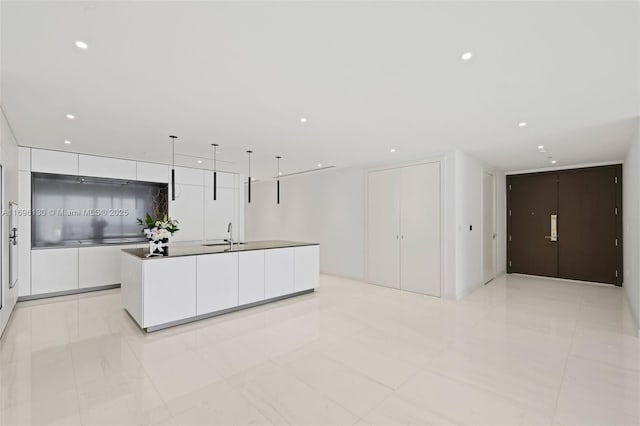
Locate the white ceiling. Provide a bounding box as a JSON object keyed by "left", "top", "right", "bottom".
{"left": 2, "top": 1, "right": 639, "bottom": 179}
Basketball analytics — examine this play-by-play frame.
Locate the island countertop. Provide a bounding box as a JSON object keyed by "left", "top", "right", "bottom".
{"left": 121, "top": 240, "right": 319, "bottom": 260}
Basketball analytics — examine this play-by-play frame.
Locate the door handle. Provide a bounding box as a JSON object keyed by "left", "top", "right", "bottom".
{"left": 546, "top": 214, "right": 558, "bottom": 241}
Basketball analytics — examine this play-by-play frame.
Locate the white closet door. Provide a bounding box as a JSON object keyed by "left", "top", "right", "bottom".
{"left": 400, "top": 162, "right": 441, "bottom": 296}
{"left": 367, "top": 168, "right": 401, "bottom": 288}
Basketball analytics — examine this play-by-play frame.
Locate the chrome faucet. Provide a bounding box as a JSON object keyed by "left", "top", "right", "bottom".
{"left": 225, "top": 222, "right": 233, "bottom": 249}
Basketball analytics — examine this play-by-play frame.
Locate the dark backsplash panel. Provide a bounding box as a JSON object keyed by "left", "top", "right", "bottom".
{"left": 32, "top": 172, "right": 168, "bottom": 248}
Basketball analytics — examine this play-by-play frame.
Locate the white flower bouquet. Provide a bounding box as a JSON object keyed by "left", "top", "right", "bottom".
{"left": 137, "top": 213, "right": 179, "bottom": 255}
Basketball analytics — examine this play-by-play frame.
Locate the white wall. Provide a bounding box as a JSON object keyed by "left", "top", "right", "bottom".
{"left": 0, "top": 111, "right": 19, "bottom": 337}
{"left": 245, "top": 166, "right": 366, "bottom": 280}
{"left": 454, "top": 150, "right": 507, "bottom": 299}
{"left": 623, "top": 119, "right": 640, "bottom": 335}
{"left": 245, "top": 149, "right": 506, "bottom": 299}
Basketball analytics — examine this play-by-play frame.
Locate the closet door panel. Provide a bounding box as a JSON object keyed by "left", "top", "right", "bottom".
{"left": 400, "top": 162, "right": 441, "bottom": 296}
{"left": 367, "top": 168, "right": 401, "bottom": 288}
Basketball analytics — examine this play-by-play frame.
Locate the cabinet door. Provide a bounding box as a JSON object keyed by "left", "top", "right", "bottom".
{"left": 78, "top": 155, "right": 136, "bottom": 180}
{"left": 31, "top": 248, "right": 79, "bottom": 294}
{"left": 18, "top": 171, "right": 31, "bottom": 297}
{"left": 197, "top": 253, "right": 239, "bottom": 315}
{"left": 203, "top": 185, "right": 236, "bottom": 241}
{"left": 143, "top": 257, "right": 196, "bottom": 328}
{"left": 31, "top": 149, "right": 78, "bottom": 175}
{"left": 79, "top": 245, "right": 127, "bottom": 288}
{"left": 265, "top": 248, "right": 295, "bottom": 299}
{"left": 169, "top": 184, "right": 204, "bottom": 242}
{"left": 174, "top": 167, "right": 203, "bottom": 185}
{"left": 294, "top": 245, "right": 319, "bottom": 291}
{"left": 400, "top": 162, "right": 441, "bottom": 297}
{"left": 136, "top": 162, "right": 169, "bottom": 183}
{"left": 367, "top": 168, "right": 401, "bottom": 288}
{"left": 238, "top": 250, "right": 264, "bottom": 305}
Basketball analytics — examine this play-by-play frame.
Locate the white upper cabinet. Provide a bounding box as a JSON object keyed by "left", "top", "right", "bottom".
{"left": 169, "top": 184, "right": 204, "bottom": 242}
{"left": 31, "top": 149, "right": 78, "bottom": 175}
{"left": 204, "top": 186, "right": 236, "bottom": 241}
{"left": 174, "top": 166, "right": 203, "bottom": 186}
{"left": 18, "top": 147, "right": 31, "bottom": 171}
{"left": 137, "top": 162, "right": 169, "bottom": 183}
{"left": 79, "top": 155, "right": 136, "bottom": 180}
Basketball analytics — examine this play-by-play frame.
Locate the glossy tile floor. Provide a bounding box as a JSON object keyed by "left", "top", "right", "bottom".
{"left": 1, "top": 274, "right": 639, "bottom": 426}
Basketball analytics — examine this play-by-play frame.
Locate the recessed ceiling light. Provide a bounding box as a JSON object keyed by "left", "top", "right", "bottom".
{"left": 197, "top": 160, "right": 202, "bottom": 164}
{"left": 75, "top": 41, "right": 88, "bottom": 50}
{"left": 538, "top": 145, "right": 544, "bottom": 150}
{"left": 317, "top": 163, "right": 322, "bottom": 168}
{"left": 551, "top": 160, "right": 557, "bottom": 164}
{"left": 461, "top": 52, "right": 473, "bottom": 61}
{"left": 300, "top": 117, "right": 308, "bottom": 123}
{"left": 390, "top": 148, "right": 397, "bottom": 153}
{"left": 64, "top": 140, "right": 71, "bottom": 145}
{"left": 519, "top": 122, "right": 527, "bottom": 127}
{"left": 279, "top": 172, "right": 283, "bottom": 176}
{"left": 66, "top": 114, "right": 75, "bottom": 119}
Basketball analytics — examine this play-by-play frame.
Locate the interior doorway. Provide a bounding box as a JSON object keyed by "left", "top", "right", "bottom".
{"left": 507, "top": 165, "right": 622, "bottom": 285}
{"left": 482, "top": 170, "right": 497, "bottom": 284}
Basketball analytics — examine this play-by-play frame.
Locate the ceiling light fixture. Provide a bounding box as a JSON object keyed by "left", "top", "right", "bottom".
{"left": 275, "top": 156, "right": 282, "bottom": 205}
{"left": 300, "top": 117, "right": 308, "bottom": 123}
{"left": 75, "top": 41, "right": 88, "bottom": 50}
{"left": 64, "top": 140, "right": 71, "bottom": 145}
{"left": 390, "top": 148, "right": 397, "bottom": 153}
{"left": 169, "top": 135, "right": 178, "bottom": 201}
{"left": 211, "top": 143, "right": 219, "bottom": 201}
{"left": 519, "top": 122, "right": 527, "bottom": 127}
{"left": 461, "top": 52, "right": 473, "bottom": 61}
{"left": 246, "top": 150, "right": 253, "bottom": 203}
{"left": 551, "top": 160, "right": 557, "bottom": 164}
{"left": 66, "top": 114, "right": 75, "bottom": 119}
{"left": 197, "top": 160, "right": 202, "bottom": 164}
{"left": 317, "top": 163, "right": 322, "bottom": 168}
{"left": 538, "top": 145, "right": 544, "bottom": 150}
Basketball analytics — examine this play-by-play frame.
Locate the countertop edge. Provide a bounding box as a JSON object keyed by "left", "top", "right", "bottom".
{"left": 121, "top": 241, "right": 320, "bottom": 260}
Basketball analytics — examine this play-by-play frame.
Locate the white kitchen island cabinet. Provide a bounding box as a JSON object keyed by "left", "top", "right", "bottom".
{"left": 121, "top": 241, "right": 319, "bottom": 332}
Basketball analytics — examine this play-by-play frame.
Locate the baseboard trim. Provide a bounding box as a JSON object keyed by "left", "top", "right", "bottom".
{"left": 144, "top": 288, "right": 315, "bottom": 332}
{"left": 17, "top": 284, "right": 121, "bottom": 302}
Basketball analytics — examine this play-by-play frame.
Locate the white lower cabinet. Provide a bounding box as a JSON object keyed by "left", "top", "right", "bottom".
{"left": 31, "top": 248, "right": 79, "bottom": 295}
{"left": 196, "top": 252, "right": 239, "bottom": 315}
{"left": 295, "top": 246, "right": 320, "bottom": 291}
{"left": 79, "top": 245, "right": 131, "bottom": 288}
{"left": 238, "top": 250, "right": 265, "bottom": 305}
{"left": 143, "top": 257, "right": 196, "bottom": 328}
{"left": 265, "top": 248, "right": 295, "bottom": 299}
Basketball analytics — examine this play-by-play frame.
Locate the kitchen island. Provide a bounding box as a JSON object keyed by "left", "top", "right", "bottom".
{"left": 121, "top": 241, "right": 319, "bottom": 332}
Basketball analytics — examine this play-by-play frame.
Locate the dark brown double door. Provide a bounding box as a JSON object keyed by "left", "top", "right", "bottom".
{"left": 507, "top": 165, "right": 622, "bottom": 285}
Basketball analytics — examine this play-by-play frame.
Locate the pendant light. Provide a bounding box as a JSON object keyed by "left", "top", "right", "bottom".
{"left": 275, "top": 156, "right": 281, "bottom": 204}
{"left": 170, "top": 135, "right": 178, "bottom": 201}
{"left": 211, "top": 143, "right": 219, "bottom": 200}
{"left": 246, "top": 150, "right": 253, "bottom": 203}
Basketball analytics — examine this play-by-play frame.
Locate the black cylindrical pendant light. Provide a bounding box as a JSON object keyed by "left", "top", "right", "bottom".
{"left": 246, "top": 150, "right": 253, "bottom": 203}
{"left": 211, "top": 143, "right": 219, "bottom": 201}
{"left": 170, "top": 135, "right": 178, "bottom": 201}
{"left": 275, "top": 156, "right": 281, "bottom": 204}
